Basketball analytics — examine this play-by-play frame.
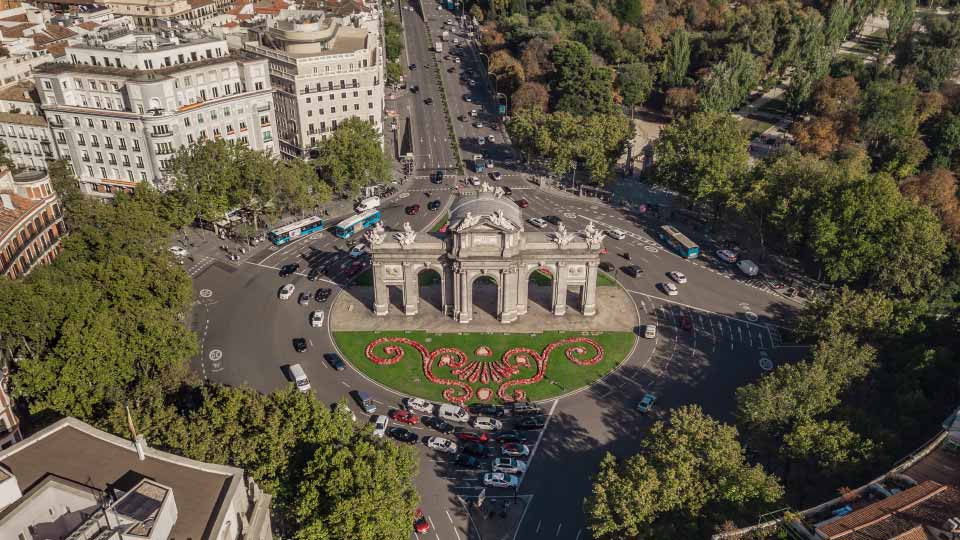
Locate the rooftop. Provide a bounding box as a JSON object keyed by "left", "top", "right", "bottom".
{"left": 0, "top": 417, "right": 246, "bottom": 540}
{"left": 34, "top": 50, "right": 263, "bottom": 81}
{"left": 0, "top": 81, "right": 35, "bottom": 103}
{"left": 815, "top": 480, "right": 960, "bottom": 540}
{"left": 0, "top": 190, "right": 42, "bottom": 235}
{"left": 0, "top": 112, "right": 47, "bottom": 127}
{"left": 449, "top": 190, "right": 523, "bottom": 231}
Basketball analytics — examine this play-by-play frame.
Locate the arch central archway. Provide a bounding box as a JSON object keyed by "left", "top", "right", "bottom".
{"left": 417, "top": 267, "right": 444, "bottom": 314}
{"left": 471, "top": 274, "right": 499, "bottom": 321}
{"left": 527, "top": 267, "right": 554, "bottom": 313}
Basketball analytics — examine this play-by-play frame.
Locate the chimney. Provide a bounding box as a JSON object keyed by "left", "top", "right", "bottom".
{"left": 0, "top": 194, "right": 13, "bottom": 210}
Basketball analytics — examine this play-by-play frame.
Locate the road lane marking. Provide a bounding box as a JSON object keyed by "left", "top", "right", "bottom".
{"left": 556, "top": 523, "right": 562, "bottom": 536}
{"left": 519, "top": 399, "right": 557, "bottom": 488}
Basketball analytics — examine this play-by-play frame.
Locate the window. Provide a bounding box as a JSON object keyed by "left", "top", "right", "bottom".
{"left": 115, "top": 121, "right": 122, "bottom": 131}
{"left": 187, "top": 134, "right": 194, "bottom": 144}
{"left": 133, "top": 140, "right": 141, "bottom": 152}
{"left": 118, "top": 138, "right": 127, "bottom": 150}
{"left": 42, "top": 80, "right": 52, "bottom": 90}
{"left": 239, "top": 121, "right": 247, "bottom": 130}
{"left": 77, "top": 134, "right": 85, "bottom": 146}
{"left": 136, "top": 156, "right": 144, "bottom": 167}
{"left": 101, "top": 120, "right": 108, "bottom": 129}
{"left": 87, "top": 119, "right": 94, "bottom": 128}
{"left": 254, "top": 81, "right": 263, "bottom": 91}
{"left": 129, "top": 123, "right": 136, "bottom": 133}
{"left": 105, "top": 136, "right": 112, "bottom": 148}
{"left": 74, "top": 117, "right": 80, "bottom": 126}
{"left": 354, "top": 104, "right": 359, "bottom": 110}
{"left": 367, "top": 89, "right": 373, "bottom": 96}
{"left": 368, "top": 102, "right": 373, "bottom": 109}
{"left": 184, "top": 117, "right": 191, "bottom": 127}
{"left": 341, "top": 92, "right": 346, "bottom": 99}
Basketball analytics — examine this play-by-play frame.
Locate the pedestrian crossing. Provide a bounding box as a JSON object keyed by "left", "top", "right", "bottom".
{"left": 636, "top": 294, "right": 784, "bottom": 351}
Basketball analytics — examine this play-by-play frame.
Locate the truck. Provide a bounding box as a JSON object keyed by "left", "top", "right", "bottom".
{"left": 434, "top": 41, "right": 442, "bottom": 53}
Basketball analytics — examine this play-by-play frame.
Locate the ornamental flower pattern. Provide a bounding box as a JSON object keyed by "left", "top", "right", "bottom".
{"left": 364, "top": 336, "right": 604, "bottom": 404}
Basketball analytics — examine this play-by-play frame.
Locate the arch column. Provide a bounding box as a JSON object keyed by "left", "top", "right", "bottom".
{"left": 500, "top": 266, "right": 519, "bottom": 323}
{"left": 402, "top": 263, "right": 418, "bottom": 316}
{"left": 455, "top": 269, "right": 471, "bottom": 323}
{"left": 552, "top": 262, "right": 567, "bottom": 316}
{"left": 583, "top": 262, "right": 598, "bottom": 316}
{"left": 372, "top": 263, "right": 388, "bottom": 316}
{"left": 516, "top": 265, "right": 529, "bottom": 315}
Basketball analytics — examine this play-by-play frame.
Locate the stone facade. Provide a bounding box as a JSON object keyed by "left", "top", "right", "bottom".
{"left": 368, "top": 189, "right": 602, "bottom": 324}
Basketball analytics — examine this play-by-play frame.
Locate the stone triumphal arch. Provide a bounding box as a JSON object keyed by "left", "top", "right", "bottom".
{"left": 366, "top": 186, "right": 606, "bottom": 324}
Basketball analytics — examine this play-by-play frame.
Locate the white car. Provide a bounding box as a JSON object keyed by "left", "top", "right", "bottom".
{"left": 349, "top": 244, "right": 368, "bottom": 258}
{"left": 473, "top": 416, "right": 502, "bottom": 431}
{"left": 310, "top": 310, "right": 324, "bottom": 328}
{"left": 487, "top": 134, "right": 496, "bottom": 143}
{"left": 662, "top": 282, "right": 678, "bottom": 296}
{"left": 279, "top": 284, "right": 295, "bottom": 300}
{"left": 606, "top": 229, "right": 626, "bottom": 240}
{"left": 373, "top": 415, "right": 389, "bottom": 438}
{"left": 469, "top": 176, "right": 481, "bottom": 186}
{"left": 474, "top": 121, "right": 483, "bottom": 128}
{"left": 477, "top": 136, "right": 485, "bottom": 146}
{"left": 169, "top": 246, "right": 189, "bottom": 257}
{"left": 483, "top": 472, "right": 520, "bottom": 488}
{"left": 454, "top": 57, "right": 461, "bottom": 63}
{"left": 716, "top": 249, "right": 738, "bottom": 263}
{"left": 470, "top": 109, "right": 479, "bottom": 117}
{"left": 668, "top": 271, "right": 687, "bottom": 284}
{"left": 643, "top": 324, "right": 657, "bottom": 339}
{"left": 407, "top": 397, "right": 434, "bottom": 414}
{"left": 491, "top": 457, "right": 527, "bottom": 475}
{"left": 528, "top": 218, "right": 547, "bottom": 228}
{"left": 427, "top": 436, "right": 458, "bottom": 454}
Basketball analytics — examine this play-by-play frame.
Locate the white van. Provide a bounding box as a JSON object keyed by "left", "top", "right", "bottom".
{"left": 737, "top": 259, "right": 759, "bottom": 277}
{"left": 355, "top": 196, "right": 381, "bottom": 213}
{"left": 288, "top": 363, "right": 311, "bottom": 393}
{"left": 438, "top": 404, "right": 470, "bottom": 423}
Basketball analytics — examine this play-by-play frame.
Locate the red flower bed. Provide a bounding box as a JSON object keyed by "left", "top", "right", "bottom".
{"left": 364, "top": 336, "right": 604, "bottom": 404}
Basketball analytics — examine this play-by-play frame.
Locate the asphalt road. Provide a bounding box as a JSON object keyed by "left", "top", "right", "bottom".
{"left": 398, "top": 0, "right": 459, "bottom": 174}
{"left": 189, "top": 3, "right": 810, "bottom": 539}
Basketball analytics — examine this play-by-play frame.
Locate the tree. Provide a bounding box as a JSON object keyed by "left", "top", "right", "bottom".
{"left": 881, "top": 0, "right": 915, "bottom": 60}
{"left": 549, "top": 40, "right": 616, "bottom": 115}
{"left": 660, "top": 28, "right": 690, "bottom": 88}
{"left": 698, "top": 46, "right": 761, "bottom": 113}
{"left": 859, "top": 79, "right": 927, "bottom": 178}
{"left": 511, "top": 81, "right": 550, "bottom": 112}
{"left": 791, "top": 116, "right": 841, "bottom": 157}
{"left": 293, "top": 430, "right": 419, "bottom": 539}
{"left": 782, "top": 418, "right": 875, "bottom": 470}
{"left": 616, "top": 62, "right": 654, "bottom": 116}
{"left": 923, "top": 111, "right": 960, "bottom": 171}
{"left": 585, "top": 406, "right": 783, "bottom": 539}
{"left": 901, "top": 168, "right": 960, "bottom": 243}
{"left": 168, "top": 139, "right": 244, "bottom": 225}
{"left": 469, "top": 4, "right": 484, "bottom": 23}
{"left": 664, "top": 87, "right": 698, "bottom": 117}
{"left": 799, "top": 286, "right": 895, "bottom": 341}
{"left": 489, "top": 49, "right": 526, "bottom": 96}
{"left": 653, "top": 111, "right": 750, "bottom": 216}
{"left": 908, "top": 12, "right": 960, "bottom": 90}
{"left": 519, "top": 37, "right": 554, "bottom": 81}
{"left": 0, "top": 141, "right": 13, "bottom": 171}
{"left": 314, "top": 117, "right": 391, "bottom": 195}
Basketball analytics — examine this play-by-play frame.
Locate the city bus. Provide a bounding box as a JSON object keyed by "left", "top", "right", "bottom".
{"left": 659, "top": 225, "right": 700, "bottom": 258}
{"left": 333, "top": 209, "right": 382, "bottom": 239}
{"left": 267, "top": 216, "right": 325, "bottom": 246}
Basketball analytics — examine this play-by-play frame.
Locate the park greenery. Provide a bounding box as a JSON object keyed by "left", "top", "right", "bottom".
{"left": 0, "top": 154, "right": 418, "bottom": 539}
{"left": 384, "top": 11, "right": 405, "bottom": 85}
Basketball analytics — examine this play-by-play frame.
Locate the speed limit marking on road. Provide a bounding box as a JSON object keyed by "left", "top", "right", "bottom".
{"left": 200, "top": 289, "right": 213, "bottom": 298}
{"left": 208, "top": 349, "right": 223, "bottom": 362}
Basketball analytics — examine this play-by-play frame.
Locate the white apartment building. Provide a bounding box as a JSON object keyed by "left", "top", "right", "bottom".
{"left": 243, "top": 4, "right": 383, "bottom": 157}
{"left": 34, "top": 30, "right": 277, "bottom": 196}
{"left": 0, "top": 417, "right": 273, "bottom": 540}
{"left": 105, "top": 0, "right": 192, "bottom": 27}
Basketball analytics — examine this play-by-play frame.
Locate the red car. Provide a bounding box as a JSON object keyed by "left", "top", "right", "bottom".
{"left": 390, "top": 409, "right": 419, "bottom": 425}
{"left": 678, "top": 315, "right": 693, "bottom": 331}
{"left": 455, "top": 431, "right": 489, "bottom": 443}
{"left": 414, "top": 509, "right": 430, "bottom": 533}
{"left": 406, "top": 204, "right": 420, "bottom": 215}
{"left": 516, "top": 199, "right": 529, "bottom": 208}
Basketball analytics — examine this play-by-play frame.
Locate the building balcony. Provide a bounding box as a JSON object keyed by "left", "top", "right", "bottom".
{"left": 151, "top": 130, "right": 174, "bottom": 138}
{"left": 256, "top": 104, "right": 271, "bottom": 112}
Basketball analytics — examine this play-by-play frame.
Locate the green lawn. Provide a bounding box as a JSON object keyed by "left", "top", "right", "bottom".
{"left": 431, "top": 217, "right": 449, "bottom": 233}
{"left": 334, "top": 330, "right": 635, "bottom": 403}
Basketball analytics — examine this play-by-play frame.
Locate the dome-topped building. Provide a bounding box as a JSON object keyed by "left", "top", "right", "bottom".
{"left": 367, "top": 188, "right": 604, "bottom": 324}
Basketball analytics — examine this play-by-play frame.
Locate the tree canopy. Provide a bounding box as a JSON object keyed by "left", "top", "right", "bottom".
{"left": 314, "top": 117, "right": 391, "bottom": 195}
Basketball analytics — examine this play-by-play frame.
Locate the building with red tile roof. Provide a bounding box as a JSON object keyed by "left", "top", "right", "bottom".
{"left": 0, "top": 168, "right": 65, "bottom": 279}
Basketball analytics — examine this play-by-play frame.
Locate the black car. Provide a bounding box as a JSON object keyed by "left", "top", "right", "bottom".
{"left": 468, "top": 403, "right": 506, "bottom": 417}
{"left": 409, "top": 63, "right": 417, "bottom": 70}
{"left": 455, "top": 454, "right": 482, "bottom": 469}
{"left": 447, "top": 66, "right": 456, "bottom": 73}
{"left": 410, "top": 85, "right": 419, "bottom": 93}
{"left": 323, "top": 352, "right": 346, "bottom": 371}
{"left": 298, "top": 292, "right": 311, "bottom": 305}
{"left": 501, "top": 186, "right": 512, "bottom": 195}
{"left": 280, "top": 263, "right": 300, "bottom": 277}
{"left": 508, "top": 403, "right": 543, "bottom": 416}
{"left": 544, "top": 215, "right": 562, "bottom": 226}
{"left": 424, "top": 416, "right": 454, "bottom": 434}
{"left": 495, "top": 430, "right": 528, "bottom": 444}
{"left": 599, "top": 261, "right": 615, "bottom": 272}
{"left": 462, "top": 441, "right": 489, "bottom": 457}
{"left": 435, "top": 169, "right": 444, "bottom": 182}
{"left": 424, "top": 97, "right": 433, "bottom": 105}
{"left": 315, "top": 288, "right": 332, "bottom": 302}
{"left": 307, "top": 268, "right": 321, "bottom": 281}
{"left": 293, "top": 338, "right": 308, "bottom": 353}
{"left": 428, "top": 200, "right": 441, "bottom": 211}
{"left": 624, "top": 265, "right": 642, "bottom": 278}
{"left": 388, "top": 427, "right": 419, "bottom": 444}
{"left": 517, "top": 416, "right": 547, "bottom": 430}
